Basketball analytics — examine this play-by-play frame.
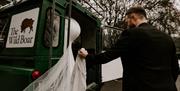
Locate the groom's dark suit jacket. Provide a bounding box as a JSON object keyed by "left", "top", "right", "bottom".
{"left": 86, "top": 23, "right": 179, "bottom": 91}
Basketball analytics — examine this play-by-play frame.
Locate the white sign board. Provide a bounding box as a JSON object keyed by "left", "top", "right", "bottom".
{"left": 102, "top": 57, "right": 123, "bottom": 82}
{"left": 6, "top": 8, "right": 39, "bottom": 48}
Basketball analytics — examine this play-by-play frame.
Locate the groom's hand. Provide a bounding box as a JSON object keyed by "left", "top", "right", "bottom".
{"left": 78, "top": 48, "right": 88, "bottom": 58}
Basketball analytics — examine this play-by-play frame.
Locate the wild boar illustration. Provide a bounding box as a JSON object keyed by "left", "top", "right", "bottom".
{"left": 21, "top": 18, "right": 34, "bottom": 33}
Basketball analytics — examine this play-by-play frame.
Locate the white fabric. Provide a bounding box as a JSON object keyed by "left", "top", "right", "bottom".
{"left": 71, "top": 55, "right": 86, "bottom": 91}
{"left": 23, "top": 18, "right": 86, "bottom": 91}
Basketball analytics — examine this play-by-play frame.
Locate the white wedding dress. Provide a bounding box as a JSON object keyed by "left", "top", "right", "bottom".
{"left": 23, "top": 18, "right": 86, "bottom": 91}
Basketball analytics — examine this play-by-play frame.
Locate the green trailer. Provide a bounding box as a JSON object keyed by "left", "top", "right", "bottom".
{"left": 0, "top": 0, "right": 102, "bottom": 91}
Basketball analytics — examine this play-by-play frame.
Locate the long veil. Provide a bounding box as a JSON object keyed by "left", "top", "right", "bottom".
{"left": 23, "top": 18, "right": 86, "bottom": 91}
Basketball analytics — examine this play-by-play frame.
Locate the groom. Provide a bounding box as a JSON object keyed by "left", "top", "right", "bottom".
{"left": 79, "top": 6, "right": 179, "bottom": 91}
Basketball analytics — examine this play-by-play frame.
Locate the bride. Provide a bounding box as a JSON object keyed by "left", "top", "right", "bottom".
{"left": 23, "top": 18, "right": 86, "bottom": 91}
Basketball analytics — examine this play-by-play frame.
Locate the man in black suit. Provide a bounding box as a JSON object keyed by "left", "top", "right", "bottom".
{"left": 79, "top": 7, "right": 179, "bottom": 91}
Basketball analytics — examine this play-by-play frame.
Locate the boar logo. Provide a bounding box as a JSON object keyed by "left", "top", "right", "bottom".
{"left": 21, "top": 18, "right": 34, "bottom": 33}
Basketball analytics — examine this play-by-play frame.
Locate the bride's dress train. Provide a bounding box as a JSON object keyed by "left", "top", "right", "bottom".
{"left": 23, "top": 18, "right": 86, "bottom": 91}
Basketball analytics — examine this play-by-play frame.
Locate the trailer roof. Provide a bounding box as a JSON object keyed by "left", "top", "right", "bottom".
{"left": 0, "top": 0, "right": 11, "bottom": 6}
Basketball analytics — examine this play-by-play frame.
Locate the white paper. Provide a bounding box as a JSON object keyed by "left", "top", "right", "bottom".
{"left": 102, "top": 57, "right": 123, "bottom": 82}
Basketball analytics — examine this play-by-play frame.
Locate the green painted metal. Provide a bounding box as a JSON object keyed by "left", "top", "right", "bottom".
{"left": 0, "top": 0, "right": 102, "bottom": 91}
{"left": 0, "top": 65, "right": 34, "bottom": 76}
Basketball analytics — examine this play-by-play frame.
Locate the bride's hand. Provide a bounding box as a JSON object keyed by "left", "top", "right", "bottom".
{"left": 78, "top": 48, "right": 88, "bottom": 58}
